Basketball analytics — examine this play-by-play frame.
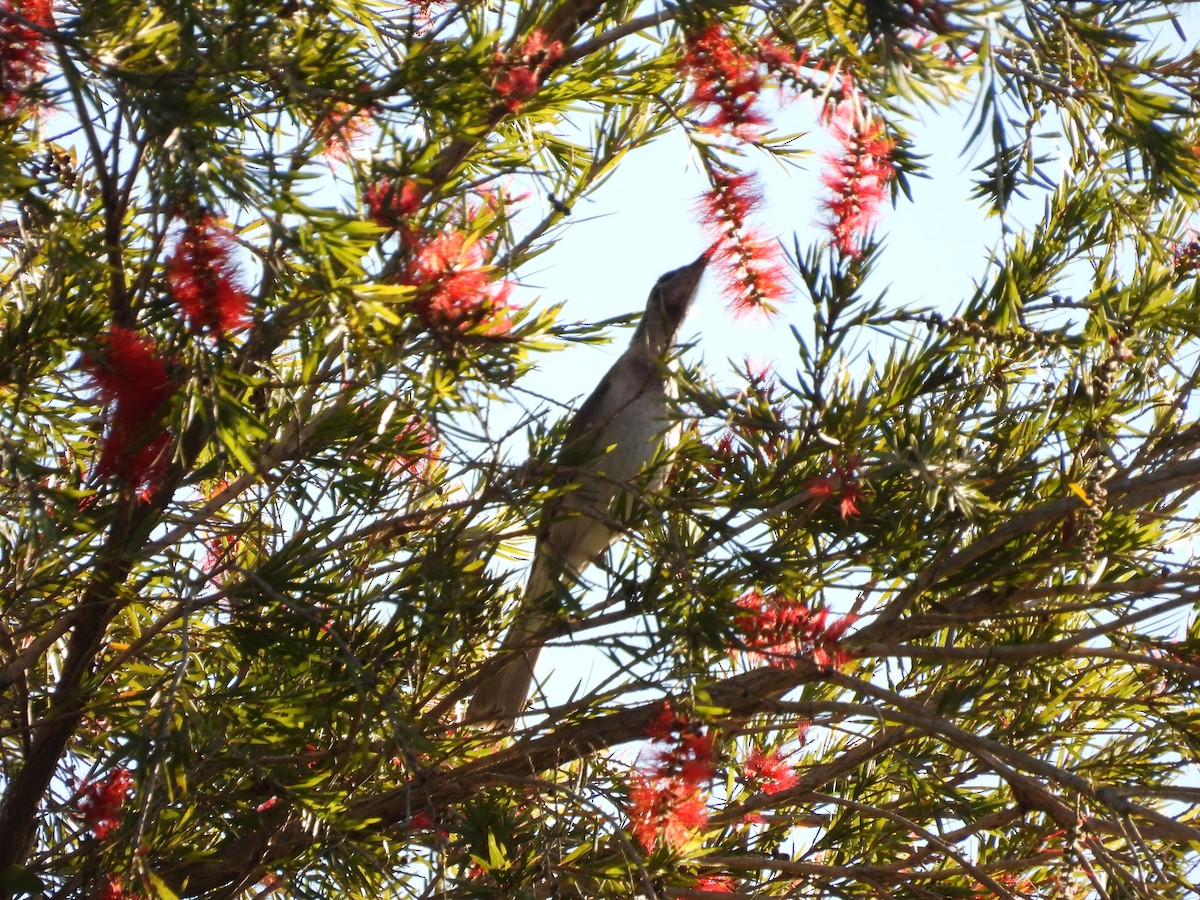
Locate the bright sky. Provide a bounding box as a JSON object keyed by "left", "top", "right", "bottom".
{"left": 514, "top": 97, "right": 1003, "bottom": 417}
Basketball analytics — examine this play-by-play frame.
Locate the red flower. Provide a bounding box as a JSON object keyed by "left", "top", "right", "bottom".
{"left": 402, "top": 230, "right": 515, "bottom": 334}
{"left": 389, "top": 417, "right": 439, "bottom": 478}
{"left": 820, "top": 91, "right": 894, "bottom": 257}
{"left": 0, "top": 0, "right": 53, "bottom": 116}
{"left": 626, "top": 774, "right": 709, "bottom": 853}
{"left": 77, "top": 767, "right": 132, "bottom": 840}
{"left": 743, "top": 747, "right": 798, "bottom": 795}
{"left": 314, "top": 98, "right": 374, "bottom": 160}
{"left": 679, "top": 24, "right": 768, "bottom": 139}
{"left": 94, "top": 875, "right": 134, "bottom": 900}
{"left": 697, "top": 173, "right": 790, "bottom": 316}
{"left": 695, "top": 875, "right": 736, "bottom": 893}
{"left": 406, "top": 0, "right": 451, "bottom": 29}
{"left": 734, "top": 589, "right": 856, "bottom": 670}
{"left": 756, "top": 37, "right": 808, "bottom": 78}
{"left": 643, "top": 703, "right": 716, "bottom": 787}
{"left": 494, "top": 66, "right": 539, "bottom": 109}
{"left": 492, "top": 30, "right": 563, "bottom": 112}
{"left": 802, "top": 455, "right": 865, "bottom": 519}
{"left": 364, "top": 176, "right": 422, "bottom": 230}
{"left": 85, "top": 328, "right": 176, "bottom": 499}
{"left": 166, "top": 216, "right": 252, "bottom": 336}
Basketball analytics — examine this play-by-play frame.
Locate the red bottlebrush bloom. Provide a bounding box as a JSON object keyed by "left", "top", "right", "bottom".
{"left": 94, "top": 875, "right": 134, "bottom": 900}
{"left": 645, "top": 701, "right": 690, "bottom": 741}
{"left": 743, "top": 747, "right": 798, "bottom": 795}
{"left": 643, "top": 702, "right": 717, "bottom": 787}
{"left": 406, "top": 0, "right": 451, "bottom": 30}
{"left": 403, "top": 230, "right": 515, "bottom": 335}
{"left": 0, "top": 0, "right": 53, "bottom": 116}
{"left": 756, "top": 37, "right": 808, "bottom": 78}
{"left": 697, "top": 172, "right": 790, "bottom": 316}
{"left": 695, "top": 875, "right": 736, "bottom": 893}
{"left": 77, "top": 767, "right": 132, "bottom": 840}
{"left": 820, "top": 96, "right": 894, "bottom": 257}
{"left": 493, "top": 66, "right": 539, "bottom": 110}
{"left": 166, "top": 216, "right": 253, "bottom": 336}
{"left": 679, "top": 24, "right": 768, "bottom": 139}
{"left": 314, "top": 99, "right": 374, "bottom": 160}
{"left": 390, "top": 416, "right": 439, "bottom": 478}
{"left": 801, "top": 455, "right": 865, "bottom": 519}
{"left": 734, "top": 589, "right": 856, "bottom": 670}
{"left": 364, "top": 176, "right": 422, "bottom": 230}
{"left": 626, "top": 775, "right": 709, "bottom": 853}
{"left": 492, "top": 29, "right": 562, "bottom": 112}
{"left": 85, "top": 328, "right": 176, "bottom": 499}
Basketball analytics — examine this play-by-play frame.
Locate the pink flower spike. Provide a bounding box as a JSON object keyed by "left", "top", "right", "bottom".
{"left": 733, "top": 589, "right": 855, "bottom": 671}
{"left": 315, "top": 99, "right": 374, "bottom": 160}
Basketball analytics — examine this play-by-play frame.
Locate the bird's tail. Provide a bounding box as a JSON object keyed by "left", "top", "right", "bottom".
{"left": 466, "top": 560, "right": 554, "bottom": 726}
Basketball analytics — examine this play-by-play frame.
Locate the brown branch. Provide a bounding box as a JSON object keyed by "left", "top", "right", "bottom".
{"left": 0, "top": 524, "right": 141, "bottom": 866}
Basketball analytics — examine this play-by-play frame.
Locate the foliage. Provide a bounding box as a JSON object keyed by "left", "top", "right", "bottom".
{"left": 2, "top": 0, "right": 1200, "bottom": 897}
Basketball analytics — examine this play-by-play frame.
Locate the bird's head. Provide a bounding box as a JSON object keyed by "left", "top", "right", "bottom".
{"left": 635, "top": 254, "right": 707, "bottom": 355}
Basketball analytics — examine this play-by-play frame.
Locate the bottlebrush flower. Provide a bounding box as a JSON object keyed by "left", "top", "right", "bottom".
{"left": 85, "top": 328, "right": 176, "bottom": 500}
{"left": 95, "top": 875, "right": 135, "bottom": 900}
{"left": 402, "top": 230, "right": 515, "bottom": 335}
{"left": 734, "top": 589, "right": 856, "bottom": 670}
{"left": 492, "top": 30, "right": 563, "bottom": 112}
{"left": 626, "top": 774, "right": 709, "bottom": 853}
{"left": 314, "top": 98, "right": 374, "bottom": 160}
{"left": 743, "top": 747, "right": 798, "bottom": 795}
{"left": 77, "top": 767, "right": 132, "bottom": 840}
{"left": 697, "top": 172, "right": 790, "bottom": 316}
{"left": 644, "top": 704, "right": 716, "bottom": 787}
{"left": 695, "top": 875, "right": 736, "bottom": 893}
{"left": 407, "top": 0, "right": 451, "bottom": 30}
{"left": 364, "top": 176, "right": 422, "bottom": 230}
{"left": 801, "top": 455, "right": 865, "bottom": 519}
{"left": 821, "top": 94, "right": 894, "bottom": 257}
{"left": 0, "top": 0, "right": 52, "bottom": 116}
{"left": 166, "top": 216, "right": 252, "bottom": 336}
{"left": 388, "top": 416, "right": 439, "bottom": 478}
{"left": 679, "top": 23, "right": 768, "bottom": 139}
{"left": 755, "top": 37, "right": 809, "bottom": 79}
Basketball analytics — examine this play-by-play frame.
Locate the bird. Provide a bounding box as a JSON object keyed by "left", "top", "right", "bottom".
{"left": 467, "top": 254, "right": 708, "bottom": 725}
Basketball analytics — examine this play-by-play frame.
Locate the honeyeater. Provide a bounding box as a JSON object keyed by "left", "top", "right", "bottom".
{"left": 467, "top": 255, "right": 707, "bottom": 724}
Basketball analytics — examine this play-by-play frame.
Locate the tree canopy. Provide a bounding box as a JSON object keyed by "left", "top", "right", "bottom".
{"left": 2, "top": 1, "right": 1200, "bottom": 897}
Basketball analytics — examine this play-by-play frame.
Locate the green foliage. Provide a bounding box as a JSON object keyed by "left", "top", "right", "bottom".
{"left": 2, "top": 0, "right": 1200, "bottom": 898}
